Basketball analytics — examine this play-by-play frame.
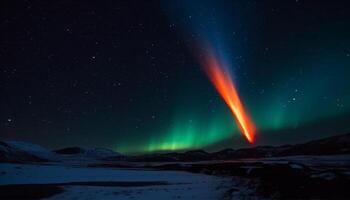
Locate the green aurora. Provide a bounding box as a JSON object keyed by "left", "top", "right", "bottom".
{"left": 114, "top": 1, "right": 350, "bottom": 154}
{"left": 116, "top": 54, "right": 350, "bottom": 154}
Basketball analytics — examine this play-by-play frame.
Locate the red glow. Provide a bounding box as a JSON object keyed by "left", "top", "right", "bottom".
{"left": 202, "top": 53, "right": 255, "bottom": 143}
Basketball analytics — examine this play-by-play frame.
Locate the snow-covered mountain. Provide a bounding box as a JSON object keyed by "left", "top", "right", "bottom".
{"left": 0, "top": 141, "right": 53, "bottom": 163}
{"left": 54, "top": 147, "right": 121, "bottom": 158}
{"left": 0, "top": 141, "right": 122, "bottom": 163}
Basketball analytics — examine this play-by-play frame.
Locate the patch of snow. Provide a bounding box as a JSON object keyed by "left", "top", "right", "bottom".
{"left": 289, "top": 164, "right": 303, "bottom": 169}
{"left": 0, "top": 163, "right": 235, "bottom": 200}
{"left": 0, "top": 163, "right": 225, "bottom": 185}
{"left": 84, "top": 148, "right": 121, "bottom": 158}
{"left": 311, "top": 172, "right": 337, "bottom": 180}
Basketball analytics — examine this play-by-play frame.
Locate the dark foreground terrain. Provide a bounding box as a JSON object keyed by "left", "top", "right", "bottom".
{"left": 152, "top": 158, "right": 350, "bottom": 199}
{"left": 0, "top": 133, "right": 350, "bottom": 199}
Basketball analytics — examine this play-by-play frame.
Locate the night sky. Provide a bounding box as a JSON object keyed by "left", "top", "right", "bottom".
{"left": 1, "top": 0, "right": 350, "bottom": 154}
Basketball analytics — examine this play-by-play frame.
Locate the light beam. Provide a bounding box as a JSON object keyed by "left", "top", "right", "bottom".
{"left": 201, "top": 51, "right": 256, "bottom": 143}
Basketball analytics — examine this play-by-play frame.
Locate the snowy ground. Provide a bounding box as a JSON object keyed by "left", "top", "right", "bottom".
{"left": 1, "top": 156, "right": 349, "bottom": 199}
{"left": 0, "top": 163, "right": 243, "bottom": 200}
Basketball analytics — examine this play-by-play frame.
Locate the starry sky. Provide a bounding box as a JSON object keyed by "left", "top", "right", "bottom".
{"left": 1, "top": 0, "right": 350, "bottom": 154}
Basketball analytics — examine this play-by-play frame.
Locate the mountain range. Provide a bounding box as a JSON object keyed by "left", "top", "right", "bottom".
{"left": 1, "top": 133, "right": 349, "bottom": 163}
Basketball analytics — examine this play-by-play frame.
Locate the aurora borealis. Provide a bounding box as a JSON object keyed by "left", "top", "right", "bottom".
{"left": 1, "top": 0, "right": 350, "bottom": 154}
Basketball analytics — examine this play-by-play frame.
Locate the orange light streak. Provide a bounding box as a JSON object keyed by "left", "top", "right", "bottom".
{"left": 202, "top": 53, "right": 255, "bottom": 143}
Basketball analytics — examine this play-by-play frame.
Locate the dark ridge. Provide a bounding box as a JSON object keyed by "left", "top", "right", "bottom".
{"left": 54, "top": 147, "right": 85, "bottom": 154}
{"left": 278, "top": 132, "right": 350, "bottom": 156}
